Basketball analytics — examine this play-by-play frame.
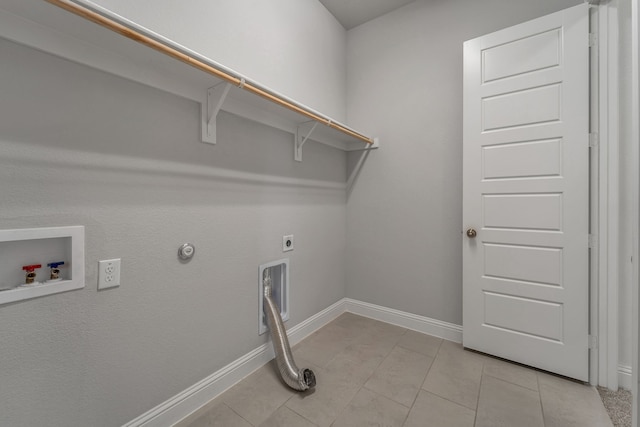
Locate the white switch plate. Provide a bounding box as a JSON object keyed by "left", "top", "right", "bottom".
{"left": 283, "top": 235, "right": 294, "bottom": 252}
{"left": 98, "top": 258, "right": 120, "bottom": 290}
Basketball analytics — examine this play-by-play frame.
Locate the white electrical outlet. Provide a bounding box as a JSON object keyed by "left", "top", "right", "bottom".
{"left": 283, "top": 235, "right": 294, "bottom": 252}
{"left": 98, "top": 258, "right": 121, "bottom": 290}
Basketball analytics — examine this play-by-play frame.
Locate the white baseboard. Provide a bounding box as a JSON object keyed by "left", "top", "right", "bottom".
{"left": 618, "top": 364, "right": 632, "bottom": 390}
{"left": 123, "top": 299, "right": 346, "bottom": 427}
{"left": 344, "top": 298, "right": 463, "bottom": 343}
{"left": 123, "top": 298, "right": 462, "bottom": 427}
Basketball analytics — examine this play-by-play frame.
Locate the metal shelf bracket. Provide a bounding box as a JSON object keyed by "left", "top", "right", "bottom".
{"left": 294, "top": 120, "right": 319, "bottom": 162}
{"left": 347, "top": 137, "right": 380, "bottom": 152}
{"left": 202, "top": 82, "right": 232, "bottom": 144}
{"left": 295, "top": 120, "right": 379, "bottom": 161}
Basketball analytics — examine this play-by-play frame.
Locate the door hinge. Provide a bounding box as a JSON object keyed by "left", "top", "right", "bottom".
{"left": 589, "top": 33, "right": 598, "bottom": 48}
{"left": 588, "top": 234, "right": 597, "bottom": 248}
{"left": 589, "top": 132, "right": 599, "bottom": 148}
{"left": 589, "top": 335, "right": 598, "bottom": 350}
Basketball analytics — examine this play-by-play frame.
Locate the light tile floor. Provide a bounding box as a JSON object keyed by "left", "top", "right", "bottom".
{"left": 177, "top": 313, "right": 614, "bottom": 427}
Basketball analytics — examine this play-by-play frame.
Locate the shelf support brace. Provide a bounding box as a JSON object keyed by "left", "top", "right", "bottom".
{"left": 201, "top": 82, "right": 232, "bottom": 144}
{"left": 346, "top": 137, "right": 380, "bottom": 152}
{"left": 295, "top": 121, "right": 319, "bottom": 162}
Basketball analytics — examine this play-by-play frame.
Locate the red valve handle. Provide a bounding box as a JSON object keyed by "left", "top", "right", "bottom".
{"left": 22, "top": 264, "right": 42, "bottom": 272}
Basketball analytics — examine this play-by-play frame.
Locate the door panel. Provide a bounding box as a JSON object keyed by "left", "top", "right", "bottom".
{"left": 482, "top": 138, "right": 562, "bottom": 180}
{"left": 483, "top": 194, "right": 563, "bottom": 230}
{"left": 483, "top": 292, "right": 564, "bottom": 341}
{"left": 482, "top": 29, "right": 561, "bottom": 82}
{"left": 484, "top": 243, "right": 563, "bottom": 286}
{"left": 482, "top": 84, "right": 562, "bottom": 131}
{"left": 463, "top": 4, "right": 589, "bottom": 381}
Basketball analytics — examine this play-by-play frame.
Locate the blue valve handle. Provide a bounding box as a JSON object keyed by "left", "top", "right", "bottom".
{"left": 47, "top": 261, "right": 65, "bottom": 268}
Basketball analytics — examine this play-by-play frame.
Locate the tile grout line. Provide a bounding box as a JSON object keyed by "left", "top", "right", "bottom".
{"left": 224, "top": 402, "right": 255, "bottom": 427}
{"left": 473, "top": 358, "right": 487, "bottom": 427}
{"left": 397, "top": 380, "right": 412, "bottom": 427}
{"left": 537, "top": 373, "right": 547, "bottom": 427}
{"left": 281, "top": 400, "right": 320, "bottom": 427}
{"left": 401, "top": 341, "right": 439, "bottom": 426}
{"left": 342, "top": 330, "right": 409, "bottom": 423}
{"left": 329, "top": 324, "right": 411, "bottom": 425}
{"left": 535, "top": 377, "right": 545, "bottom": 427}
{"left": 330, "top": 381, "right": 363, "bottom": 426}
{"left": 357, "top": 326, "right": 407, "bottom": 388}
{"left": 411, "top": 340, "right": 440, "bottom": 404}
{"left": 414, "top": 339, "right": 484, "bottom": 421}
{"left": 284, "top": 401, "right": 318, "bottom": 427}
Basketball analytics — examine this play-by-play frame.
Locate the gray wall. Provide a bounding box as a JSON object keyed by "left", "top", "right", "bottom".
{"left": 345, "top": 0, "right": 583, "bottom": 325}
{"left": 0, "top": 39, "right": 347, "bottom": 426}
{"left": 88, "top": 0, "right": 348, "bottom": 120}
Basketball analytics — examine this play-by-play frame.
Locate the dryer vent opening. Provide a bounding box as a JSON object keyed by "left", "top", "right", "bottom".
{"left": 261, "top": 262, "right": 316, "bottom": 391}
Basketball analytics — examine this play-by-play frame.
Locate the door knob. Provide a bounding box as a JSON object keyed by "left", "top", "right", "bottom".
{"left": 466, "top": 228, "right": 477, "bottom": 238}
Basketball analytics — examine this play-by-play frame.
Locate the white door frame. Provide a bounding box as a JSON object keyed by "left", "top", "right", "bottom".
{"left": 591, "top": 0, "right": 620, "bottom": 389}
{"left": 631, "top": 0, "right": 639, "bottom": 423}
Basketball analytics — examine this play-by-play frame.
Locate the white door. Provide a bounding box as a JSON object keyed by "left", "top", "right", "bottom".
{"left": 462, "top": 4, "right": 590, "bottom": 381}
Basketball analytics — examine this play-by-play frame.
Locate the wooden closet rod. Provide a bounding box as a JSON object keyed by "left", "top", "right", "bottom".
{"left": 45, "top": 0, "right": 374, "bottom": 144}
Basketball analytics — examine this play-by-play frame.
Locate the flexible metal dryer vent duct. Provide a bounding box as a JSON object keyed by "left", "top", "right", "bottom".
{"left": 263, "top": 269, "right": 316, "bottom": 391}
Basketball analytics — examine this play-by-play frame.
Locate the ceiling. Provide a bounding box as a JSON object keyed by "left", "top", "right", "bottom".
{"left": 318, "top": 0, "right": 416, "bottom": 30}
